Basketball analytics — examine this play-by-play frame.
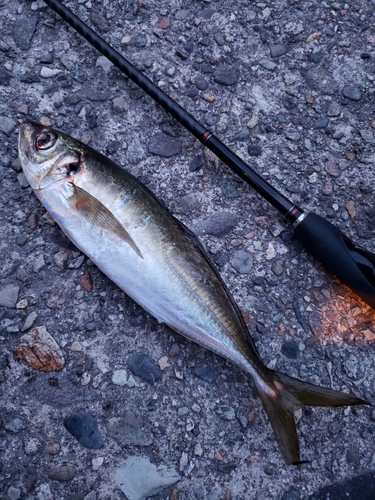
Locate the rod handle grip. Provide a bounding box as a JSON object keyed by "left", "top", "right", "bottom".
{"left": 294, "top": 213, "right": 375, "bottom": 309}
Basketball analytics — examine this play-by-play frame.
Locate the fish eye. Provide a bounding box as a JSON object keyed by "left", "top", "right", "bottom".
{"left": 35, "top": 131, "right": 57, "bottom": 151}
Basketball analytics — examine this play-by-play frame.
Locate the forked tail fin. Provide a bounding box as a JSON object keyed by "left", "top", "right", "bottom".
{"left": 256, "top": 370, "right": 369, "bottom": 465}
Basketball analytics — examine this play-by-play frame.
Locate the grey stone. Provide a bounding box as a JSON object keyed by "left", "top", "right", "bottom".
{"left": 342, "top": 85, "right": 362, "bottom": 101}
{"left": 96, "top": 55, "right": 112, "bottom": 73}
{"left": 0, "top": 38, "right": 10, "bottom": 52}
{"left": 313, "top": 117, "right": 330, "bottom": 129}
{"left": 178, "top": 406, "right": 190, "bottom": 416}
{"left": 7, "top": 486, "right": 21, "bottom": 500}
{"left": 48, "top": 465, "right": 77, "bottom": 482}
{"left": 207, "top": 484, "right": 222, "bottom": 500}
{"left": 220, "top": 178, "right": 239, "bottom": 198}
{"left": 17, "top": 172, "right": 30, "bottom": 188}
{"left": 12, "top": 16, "right": 37, "bottom": 50}
{"left": 192, "top": 482, "right": 206, "bottom": 500}
{"left": 360, "top": 129, "right": 375, "bottom": 145}
{"left": 108, "top": 412, "right": 152, "bottom": 446}
{"left": 269, "top": 44, "right": 287, "bottom": 57}
{"left": 217, "top": 462, "right": 237, "bottom": 473}
{"left": 259, "top": 59, "right": 277, "bottom": 71}
{"left": 112, "top": 369, "right": 129, "bottom": 386}
{"left": 0, "top": 116, "right": 17, "bottom": 135}
{"left": 147, "top": 132, "right": 182, "bottom": 157}
{"left": 199, "top": 212, "right": 237, "bottom": 237}
{"left": 230, "top": 250, "right": 253, "bottom": 274}
{"left": 248, "top": 144, "right": 262, "bottom": 156}
{"left": 214, "top": 33, "right": 225, "bottom": 46}
{"left": 112, "top": 97, "right": 129, "bottom": 113}
{"left": 327, "top": 101, "right": 341, "bottom": 117}
{"left": 4, "top": 417, "right": 25, "bottom": 433}
{"left": 83, "top": 492, "right": 97, "bottom": 500}
{"left": 189, "top": 154, "right": 203, "bottom": 172}
{"left": 174, "top": 193, "right": 200, "bottom": 213}
{"left": 325, "top": 161, "right": 340, "bottom": 177}
{"left": 40, "top": 67, "right": 62, "bottom": 78}
{"left": 24, "top": 437, "right": 41, "bottom": 455}
{"left": 221, "top": 407, "right": 236, "bottom": 420}
{"left": 0, "top": 284, "right": 20, "bottom": 308}
{"left": 346, "top": 447, "right": 360, "bottom": 464}
{"left": 128, "top": 353, "right": 161, "bottom": 384}
{"left": 90, "top": 12, "right": 110, "bottom": 33}
{"left": 22, "top": 311, "right": 38, "bottom": 331}
{"left": 309, "top": 52, "right": 324, "bottom": 63}
{"left": 216, "top": 113, "right": 229, "bottom": 133}
{"left": 115, "top": 456, "right": 180, "bottom": 500}
{"left": 0, "top": 69, "right": 11, "bottom": 86}
{"left": 271, "top": 259, "right": 284, "bottom": 276}
{"left": 126, "top": 138, "right": 146, "bottom": 164}
{"left": 213, "top": 66, "right": 240, "bottom": 86}
{"left": 175, "top": 9, "right": 190, "bottom": 21}
{"left": 176, "top": 47, "right": 190, "bottom": 60}
{"left": 195, "top": 76, "right": 208, "bottom": 90}
{"left": 33, "top": 254, "right": 45, "bottom": 272}
{"left": 106, "top": 140, "right": 121, "bottom": 155}
{"left": 281, "top": 340, "right": 298, "bottom": 359}
{"left": 134, "top": 34, "right": 148, "bottom": 48}
{"left": 194, "top": 365, "right": 215, "bottom": 383}
{"left": 343, "top": 353, "right": 358, "bottom": 379}
{"left": 68, "top": 255, "right": 85, "bottom": 269}
{"left": 281, "top": 489, "right": 301, "bottom": 500}
{"left": 64, "top": 411, "right": 105, "bottom": 449}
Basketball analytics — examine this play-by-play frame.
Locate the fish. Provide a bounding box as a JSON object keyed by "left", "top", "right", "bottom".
{"left": 18, "top": 121, "right": 368, "bottom": 465}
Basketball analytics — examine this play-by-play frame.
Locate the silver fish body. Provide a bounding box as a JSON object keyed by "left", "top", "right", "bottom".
{"left": 18, "top": 121, "right": 367, "bottom": 465}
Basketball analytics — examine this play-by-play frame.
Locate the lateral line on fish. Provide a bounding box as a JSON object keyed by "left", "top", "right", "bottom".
{"left": 150, "top": 215, "right": 247, "bottom": 356}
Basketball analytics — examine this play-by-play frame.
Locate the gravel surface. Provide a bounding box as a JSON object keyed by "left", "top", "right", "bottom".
{"left": 1, "top": 1, "right": 375, "bottom": 499}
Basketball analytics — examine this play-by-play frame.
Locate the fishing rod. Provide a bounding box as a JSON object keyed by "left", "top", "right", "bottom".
{"left": 43, "top": 0, "right": 375, "bottom": 310}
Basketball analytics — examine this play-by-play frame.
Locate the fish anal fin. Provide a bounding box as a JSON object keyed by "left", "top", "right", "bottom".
{"left": 72, "top": 184, "right": 143, "bottom": 259}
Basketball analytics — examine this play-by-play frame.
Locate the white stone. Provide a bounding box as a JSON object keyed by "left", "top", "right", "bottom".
{"left": 92, "top": 457, "right": 104, "bottom": 471}
{"left": 40, "top": 67, "right": 62, "bottom": 78}
{"left": 115, "top": 456, "right": 180, "bottom": 500}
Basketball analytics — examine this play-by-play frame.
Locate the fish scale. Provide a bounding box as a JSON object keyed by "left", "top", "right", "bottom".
{"left": 18, "top": 121, "right": 368, "bottom": 465}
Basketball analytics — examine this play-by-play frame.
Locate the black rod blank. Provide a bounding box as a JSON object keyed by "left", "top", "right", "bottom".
{"left": 43, "top": 0, "right": 301, "bottom": 220}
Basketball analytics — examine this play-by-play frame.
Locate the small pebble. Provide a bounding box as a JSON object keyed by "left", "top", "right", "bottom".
{"left": 194, "top": 365, "right": 215, "bottom": 383}
{"left": 48, "top": 465, "right": 77, "bottom": 482}
{"left": 230, "top": 250, "right": 253, "bottom": 274}
{"left": 21, "top": 311, "right": 38, "bottom": 331}
{"left": 147, "top": 133, "right": 182, "bottom": 157}
{"left": 342, "top": 85, "right": 362, "bottom": 101}
{"left": 7, "top": 486, "right": 21, "bottom": 500}
{"left": 64, "top": 411, "right": 105, "bottom": 449}
{"left": 281, "top": 340, "right": 298, "bottom": 359}
{"left": 128, "top": 353, "right": 161, "bottom": 384}
{"left": 44, "top": 442, "right": 60, "bottom": 455}
{"left": 0, "top": 284, "right": 20, "bottom": 308}
{"left": 213, "top": 67, "right": 240, "bottom": 86}
{"left": 92, "top": 457, "right": 104, "bottom": 471}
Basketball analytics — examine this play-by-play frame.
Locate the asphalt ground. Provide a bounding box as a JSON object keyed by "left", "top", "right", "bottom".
{"left": 1, "top": 1, "right": 375, "bottom": 499}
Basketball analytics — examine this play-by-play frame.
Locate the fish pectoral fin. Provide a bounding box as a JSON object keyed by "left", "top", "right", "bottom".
{"left": 72, "top": 184, "right": 143, "bottom": 259}
{"left": 257, "top": 370, "right": 368, "bottom": 466}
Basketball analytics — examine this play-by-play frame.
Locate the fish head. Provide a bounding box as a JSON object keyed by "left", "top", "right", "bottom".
{"left": 18, "top": 121, "right": 82, "bottom": 191}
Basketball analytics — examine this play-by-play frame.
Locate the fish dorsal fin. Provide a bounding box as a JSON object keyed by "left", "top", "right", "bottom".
{"left": 72, "top": 184, "right": 143, "bottom": 259}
